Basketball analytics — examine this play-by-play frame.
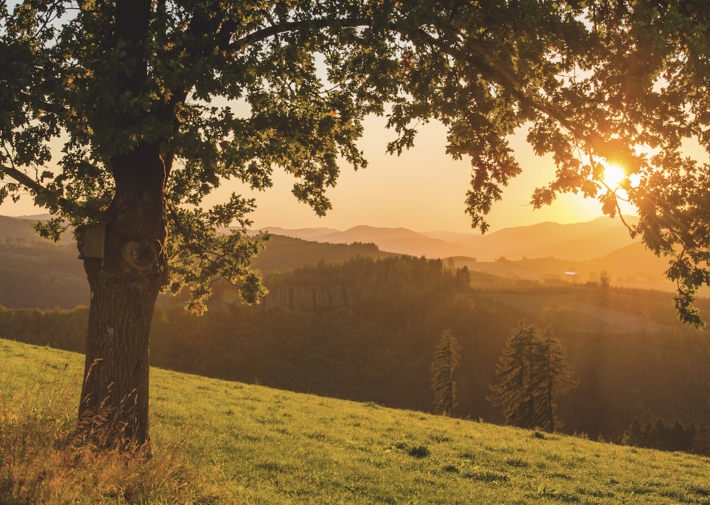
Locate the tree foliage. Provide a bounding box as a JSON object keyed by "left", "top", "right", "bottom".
{"left": 1, "top": 0, "right": 709, "bottom": 322}
{"left": 488, "top": 323, "right": 575, "bottom": 431}
{"left": 430, "top": 329, "right": 462, "bottom": 417}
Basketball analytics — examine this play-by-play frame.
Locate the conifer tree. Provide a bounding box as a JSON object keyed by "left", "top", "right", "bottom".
{"left": 607, "top": 420, "right": 625, "bottom": 445}
{"left": 646, "top": 419, "right": 668, "bottom": 450}
{"left": 430, "top": 330, "right": 462, "bottom": 417}
{"left": 489, "top": 324, "right": 575, "bottom": 431}
{"left": 692, "top": 423, "right": 710, "bottom": 457}
{"left": 488, "top": 323, "right": 538, "bottom": 429}
{"left": 670, "top": 420, "right": 687, "bottom": 452}
{"left": 623, "top": 417, "right": 646, "bottom": 447}
{"left": 532, "top": 327, "right": 577, "bottom": 432}
{"left": 455, "top": 266, "right": 471, "bottom": 290}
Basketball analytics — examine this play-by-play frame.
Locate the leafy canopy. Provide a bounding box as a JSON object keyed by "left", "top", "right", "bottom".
{"left": 1, "top": 0, "right": 709, "bottom": 323}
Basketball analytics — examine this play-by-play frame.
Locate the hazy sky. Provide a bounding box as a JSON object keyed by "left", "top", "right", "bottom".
{"left": 1, "top": 114, "right": 641, "bottom": 234}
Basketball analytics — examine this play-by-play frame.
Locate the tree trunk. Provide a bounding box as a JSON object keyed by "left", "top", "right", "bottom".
{"left": 78, "top": 143, "right": 168, "bottom": 447}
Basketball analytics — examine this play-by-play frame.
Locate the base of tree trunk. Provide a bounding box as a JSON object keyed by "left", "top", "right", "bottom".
{"left": 77, "top": 201, "right": 167, "bottom": 447}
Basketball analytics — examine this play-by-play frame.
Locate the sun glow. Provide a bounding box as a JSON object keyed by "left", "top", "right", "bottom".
{"left": 603, "top": 164, "right": 626, "bottom": 188}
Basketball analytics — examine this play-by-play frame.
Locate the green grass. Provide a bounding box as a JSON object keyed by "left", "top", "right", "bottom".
{"left": 2, "top": 339, "right": 710, "bottom": 504}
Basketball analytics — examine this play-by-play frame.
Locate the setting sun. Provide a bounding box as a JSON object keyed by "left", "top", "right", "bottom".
{"left": 603, "top": 164, "right": 626, "bottom": 188}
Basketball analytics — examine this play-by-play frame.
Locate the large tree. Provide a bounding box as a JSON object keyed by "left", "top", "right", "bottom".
{"left": 489, "top": 324, "right": 575, "bottom": 431}
{"left": 2, "top": 0, "right": 709, "bottom": 445}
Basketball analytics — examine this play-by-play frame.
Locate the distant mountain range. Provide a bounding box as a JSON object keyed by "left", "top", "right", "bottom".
{"left": 251, "top": 216, "right": 701, "bottom": 294}
{"left": 253, "top": 215, "right": 641, "bottom": 263}
{"left": 0, "top": 212, "right": 704, "bottom": 296}
{"left": 3, "top": 213, "right": 640, "bottom": 264}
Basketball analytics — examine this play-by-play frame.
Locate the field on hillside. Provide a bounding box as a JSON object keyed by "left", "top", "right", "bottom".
{"left": 481, "top": 293, "right": 667, "bottom": 335}
{"left": 3, "top": 339, "right": 710, "bottom": 504}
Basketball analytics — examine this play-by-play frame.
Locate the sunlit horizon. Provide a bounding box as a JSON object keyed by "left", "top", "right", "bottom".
{"left": 0, "top": 118, "right": 646, "bottom": 235}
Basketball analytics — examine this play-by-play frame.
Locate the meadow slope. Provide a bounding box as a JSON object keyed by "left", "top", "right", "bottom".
{"left": 2, "top": 339, "right": 710, "bottom": 504}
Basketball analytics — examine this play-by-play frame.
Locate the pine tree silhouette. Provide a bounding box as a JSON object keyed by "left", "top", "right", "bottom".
{"left": 624, "top": 417, "right": 646, "bottom": 447}
{"left": 489, "top": 323, "right": 576, "bottom": 431}
{"left": 607, "top": 420, "right": 625, "bottom": 444}
{"left": 532, "top": 327, "right": 577, "bottom": 432}
{"left": 430, "top": 330, "right": 462, "bottom": 417}
{"left": 455, "top": 266, "right": 471, "bottom": 290}
{"left": 692, "top": 423, "right": 710, "bottom": 457}
{"left": 488, "top": 323, "right": 538, "bottom": 428}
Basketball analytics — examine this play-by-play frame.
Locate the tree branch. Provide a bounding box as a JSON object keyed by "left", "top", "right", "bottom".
{"left": 416, "top": 29, "right": 587, "bottom": 141}
{"left": 1, "top": 162, "right": 72, "bottom": 212}
{"left": 230, "top": 16, "right": 371, "bottom": 52}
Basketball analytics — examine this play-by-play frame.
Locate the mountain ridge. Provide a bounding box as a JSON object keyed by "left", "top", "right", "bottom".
{"left": 253, "top": 215, "right": 640, "bottom": 262}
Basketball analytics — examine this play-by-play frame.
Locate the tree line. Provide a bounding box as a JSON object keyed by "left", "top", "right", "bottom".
{"left": 604, "top": 417, "right": 710, "bottom": 458}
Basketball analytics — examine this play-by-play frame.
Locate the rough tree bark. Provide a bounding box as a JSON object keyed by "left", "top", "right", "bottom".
{"left": 78, "top": 143, "right": 169, "bottom": 445}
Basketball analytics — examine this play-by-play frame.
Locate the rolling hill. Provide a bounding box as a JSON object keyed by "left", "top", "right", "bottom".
{"left": 4, "top": 339, "right": 710, "bottom": 504}
{"left": 520, "top": 224, "right": 641, "bottom": 262}
{"left": 0, "top": 213, "right": 695, "bottom": 299}
{"left": 255, "top": 215, "right": 641, "bottom": 262}
{"left": 425, "top": 215, "right": 638, "bottom": 255}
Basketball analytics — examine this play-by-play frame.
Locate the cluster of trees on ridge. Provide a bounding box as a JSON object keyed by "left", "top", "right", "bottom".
{"left": 605, "top": 417, "right": 710, "bottom": 458}
{"left": 0, "top": 233, "right": 396, "bottom": 310}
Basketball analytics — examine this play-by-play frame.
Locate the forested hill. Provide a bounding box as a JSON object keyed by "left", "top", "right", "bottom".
{"left": 0, "top": 226, "right": 395, "bottom": 309}
{"left": 250, "top": 234, "right": 396, "bottom": 273}
{"left": 0, "top": 241, "right": 88, "bottom": 310}
{"left": 2, "top": 215, "right": 710, "bottom": 440}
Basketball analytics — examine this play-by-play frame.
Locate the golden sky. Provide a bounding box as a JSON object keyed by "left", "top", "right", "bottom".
{"left": 0, "top": 116, "right": 640, "bottom": 233}
{"left": 200, "top": 115, "right": 638, "bottom": 233}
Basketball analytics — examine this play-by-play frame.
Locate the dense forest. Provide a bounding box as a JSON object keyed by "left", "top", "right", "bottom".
{"left": 2, "top": 247, "right": 709, "bottom": 440}
{"left": 606, "top": 417, "right": 710, "bottom": 457}
{"left": 0, "top": 234, "right": 395, "bottom": 309}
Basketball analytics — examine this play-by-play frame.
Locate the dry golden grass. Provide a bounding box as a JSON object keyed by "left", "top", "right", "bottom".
{"left": 0, "top": 357, "right": 217, "bottom": 504}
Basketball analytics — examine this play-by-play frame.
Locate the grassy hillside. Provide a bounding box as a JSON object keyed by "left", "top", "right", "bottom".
{"left": 3, "top": 339, "right": 710, "bottom": 504}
